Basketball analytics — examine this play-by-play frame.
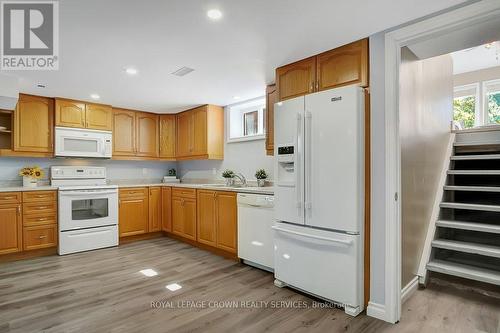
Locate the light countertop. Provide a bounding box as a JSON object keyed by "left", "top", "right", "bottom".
{"left": 0, "top": 180, "right": 274, "bottom": 195}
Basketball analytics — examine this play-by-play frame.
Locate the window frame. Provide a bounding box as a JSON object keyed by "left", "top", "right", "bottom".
{"left": 483, "top": 78, "right": 500, "bottom": 125}
{"left": 453, "top": 83, "right": 481, "bottom": 128}
{"left": 226, "top": 97, "right": 266, "bottom": 143}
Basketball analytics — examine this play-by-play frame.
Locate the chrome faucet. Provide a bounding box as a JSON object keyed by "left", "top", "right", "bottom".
{"left": 233, "top": 173, "right": 247, "bottom": 187}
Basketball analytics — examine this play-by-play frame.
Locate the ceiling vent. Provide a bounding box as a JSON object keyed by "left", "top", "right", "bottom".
{"left": 171, "top": 66, "right": 194, "bottom": 77}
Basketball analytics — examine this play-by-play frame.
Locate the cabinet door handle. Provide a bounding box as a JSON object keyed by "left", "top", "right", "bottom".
{"left": 309, "top": 83, "right": 313, "bottom": 92}
{"left": 316, "top": 81, "right": 319, "bottom": 90}
{"left": 17, "top": 205, "right": 21, "bottom": 215}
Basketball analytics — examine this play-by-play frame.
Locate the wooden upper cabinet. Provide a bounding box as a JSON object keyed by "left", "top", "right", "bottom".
{"left": 159, "top": 114, "right": 176, "bottom": 159}
{"left": 276, "top": 57, "right": 316, "bottom": 101}
{"left": 176, "top": 105, "right": 223, "bottom": 160}
{"left": 85, "top": 104, "right": 112, "bottom": 131}
{"left": 275, "top": 38, "right": 369, "bottom": 101}
{"left": 216, "top": 191, "right": 237, "bottom": 254}
{"left": 112, "top": 108, "right": 136, "bottom": 156}
{"left": 197, "top": 190, "right": 217, "bottom": 247}
{"left": 316, "top": 39, "right": 369, "bottom": 91}
{"left": 136, "top": 112, "right": 158, "bottom": 157}
{"left": 14, "top": 94, "right": 54, "bottom": 153}
{"left": 176, "top": 111, "right": 192, "bottom": 158}
{"left": 148, "top": 187, "right": 162, "bottom": 232}
{"left": 192, "top": 106, "right": 207, "bottom": 156}
{"left": 265, "top": 84, "right": 276, "bottom": 155}
{"left": 0, "top": 203, "right": 22, "bottom": 255}
{"left": 55, "top": 99, "right": 86, "bottom": 128}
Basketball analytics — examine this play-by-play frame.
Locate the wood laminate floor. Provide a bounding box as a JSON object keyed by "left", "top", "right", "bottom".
{"left": 0, "top": 238, "right": 499, "bottom": 333}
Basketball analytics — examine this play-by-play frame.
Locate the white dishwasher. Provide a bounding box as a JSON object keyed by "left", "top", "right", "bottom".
{"left": 237, "top": 193, "right": 275, "bottom": 271}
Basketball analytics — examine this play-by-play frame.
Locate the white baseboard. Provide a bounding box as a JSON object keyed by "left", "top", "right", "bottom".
{"left": 366, "top": 301, "right": 387, "bottom": 321}
{"left": 401, "top": 276, "right": 419, "bottom": 304}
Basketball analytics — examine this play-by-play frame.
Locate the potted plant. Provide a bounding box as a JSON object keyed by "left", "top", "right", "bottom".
{"left": 19, "top": 166, "right": 44, "bottom": 188}
{"left": 255, "top": 169, "right": 268, "bottom": 187}
{"left": 222, "top": 169, "right": 235, "bottom": 186}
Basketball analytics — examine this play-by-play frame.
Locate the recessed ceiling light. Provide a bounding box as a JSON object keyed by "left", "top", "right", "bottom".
{"left": 90, "top": 94, "right": 100, "bottom": 100}
{"left": 233, "top": 96, "right": 240, "bottom": 100}
{"left": 166, "top": 283, "right": 182, "bottom": 291}
{"left": 125, "top": 67, "right": 138, "bottom": 75}
{"left": 207, "top": 9, "right": 222, "bottom": 20}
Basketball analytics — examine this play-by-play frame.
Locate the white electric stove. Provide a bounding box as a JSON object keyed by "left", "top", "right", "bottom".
{"left": 51, "top": 166, "right": 118, "bottom": 255}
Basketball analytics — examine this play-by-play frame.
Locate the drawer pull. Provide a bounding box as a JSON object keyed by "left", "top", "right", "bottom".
{"left": 38, "top": 235, "right": 47, "bottom": 239}
{"left": 37, "top": 207, "right": 48, "bottom": 210}
{"left": 1, "top": 196, "right": 16, "bottom": 200}
{"left": 35, "top": 195, "right": 47, "bottom": 198}
{"left": 37, "top": 218, "right": 48, "bottom": 221}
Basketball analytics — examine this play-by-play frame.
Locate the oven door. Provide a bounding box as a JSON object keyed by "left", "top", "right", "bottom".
{"left": 59, "top": 189, "right": 118, "bottom": 231}
{"left": 55, "top": 127, "right": 112, "bottom": 158}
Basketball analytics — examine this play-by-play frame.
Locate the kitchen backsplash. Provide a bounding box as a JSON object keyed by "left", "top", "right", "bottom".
{"left": 0, "top": 158, "right": 176, "bottom": 182}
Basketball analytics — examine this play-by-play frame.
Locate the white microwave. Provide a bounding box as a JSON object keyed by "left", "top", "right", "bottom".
{"left": 55, "top": 127, "right": 112, "bottom": 158}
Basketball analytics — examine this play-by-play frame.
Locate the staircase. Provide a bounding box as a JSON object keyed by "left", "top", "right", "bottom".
{"left": 425, "top": 130, "right": 500, "bottom": 286}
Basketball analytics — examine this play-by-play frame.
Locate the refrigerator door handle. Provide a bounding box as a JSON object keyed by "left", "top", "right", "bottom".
{"left": 305, "top": 111, "right": 312, "bottom": 214}
{"left": 272, "top": 226, "right": 353, "bottom": 245}
{"left": 295, "top": 112, "right": 302, "bottom": 212}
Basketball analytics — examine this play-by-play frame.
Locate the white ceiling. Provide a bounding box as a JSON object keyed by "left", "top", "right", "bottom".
{"left": 451, "top": 41, "right": 500, "bottom": 74}
{"left": 4, "top": 0, "right": 469, "bottom": 113}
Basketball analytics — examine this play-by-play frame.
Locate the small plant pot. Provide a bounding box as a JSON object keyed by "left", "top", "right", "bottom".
{"left": 257, "top": 179, "right": 266, "bottom": 187}
{"left": 23, "top": 176, "right": 37, "bottom": 188}
{"left": 225, "top": 178, "right": 235, "bottom": 186}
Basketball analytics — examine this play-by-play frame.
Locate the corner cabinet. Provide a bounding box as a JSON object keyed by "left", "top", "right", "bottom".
{"left": 159, "top": 114, "right": 176, "bottom": 160}
{"left": 276, "top": 38, "right": 368, "bottom": 101}
{"left": 176, "top": 105, "right": 223, "bottom": 160}
{"left": 14, "top": 94, "right": 54, "bottom": 154}
{"left": 265, "top": 84, "right": 277, "bottom": 155}
{"left": 55, "top": 98, "right": 112, "bottom": 131}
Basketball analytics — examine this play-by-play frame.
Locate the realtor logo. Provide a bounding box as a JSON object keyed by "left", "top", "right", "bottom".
{"left": 1, "top": 1, "right": 59, "bottom": 70}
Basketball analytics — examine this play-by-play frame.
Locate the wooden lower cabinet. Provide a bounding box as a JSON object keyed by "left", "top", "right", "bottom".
{"left": 23, "top": 224, "right": 57, "bottom": 250}
{"left": 196, "top": 190, "right": 237, "bottom": 254}
{"left": 0, "top": 203, "right": 22, "bottom": 255}
{"left": 172, "top": 191, "right": 197, "bottom": 241}
{"left": 119, "top": 188, "right": 149, "bottom": 237}
{"left": 215, "top": 192, "right": 237, "bottom": 253}
{"left": 197, "top": 190, "right": 217, "bottom": 247}
{"left": 162, "top": 187, "right": 172, "bottom": 232}
{"left": 148, "top": 187, "right": 162, "bottom": 232}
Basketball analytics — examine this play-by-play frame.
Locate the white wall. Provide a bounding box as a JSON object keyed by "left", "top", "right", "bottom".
{"left": 0, "top": 158, "right": 176, "bottom": 184}
{"left": 368, "top": 32, "right": 387, "bottom": 306}
{"left": 400, "top": 48, "right": 453, "bottom": 286}
{"left": 178, "top": 106, "right": 274, "bottom": 181}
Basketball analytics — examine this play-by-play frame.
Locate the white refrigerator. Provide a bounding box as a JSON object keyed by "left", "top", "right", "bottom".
{"left": 273, "top": 85, "right": 365, "bottom": 316}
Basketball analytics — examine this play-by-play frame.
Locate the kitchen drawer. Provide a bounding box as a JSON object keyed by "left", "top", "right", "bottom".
{"left": 23, "top": 213, "right": 57, "bottom": 227}
{"left": 119, "top": 187, "right": 148, "bottom": 198}
{"left": 23, "top": 191, "right": 57, "bottom": 203}
{"left": 0, "top": 192, "right": 22, "bottom": 204}
{"left": 23, "top": 201, "right": 57, "bottom": 216}
{"left": 23, "top": 224, "right": 57, "bottom": 250}
{"left": 172, "top": 187, "right": 196, "bottom": 199}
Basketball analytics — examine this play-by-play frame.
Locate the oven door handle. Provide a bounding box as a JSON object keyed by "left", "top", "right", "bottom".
{"left": 60, "top": 190, "right": 118, "bottom": 197}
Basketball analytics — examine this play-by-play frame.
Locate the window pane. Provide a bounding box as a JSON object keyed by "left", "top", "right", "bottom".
{"left": 244, "top": 111, "right": 258, "bottom": 136}
{"left": 453, "top": 96, "right": 476, "bottom": 129}
{"left": 488, "top": 92, "right": 500, "bottom": 125}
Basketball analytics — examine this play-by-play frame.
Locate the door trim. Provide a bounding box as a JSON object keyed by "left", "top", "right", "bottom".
{"left": 381, "top": 0, "right": 500, "bottom": 324}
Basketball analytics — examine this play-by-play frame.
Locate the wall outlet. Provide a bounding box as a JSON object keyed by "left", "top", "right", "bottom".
{"left": 212, "top": 168, "right": 217, "bottom": 176}
{"left": 142, "top": 168, "right": 148, "bottom": 176}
